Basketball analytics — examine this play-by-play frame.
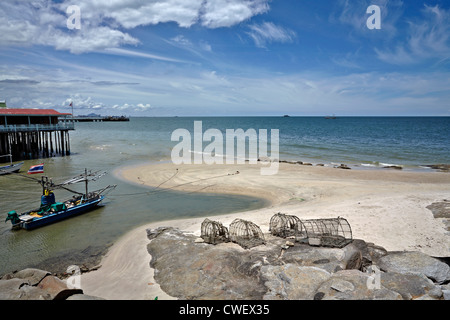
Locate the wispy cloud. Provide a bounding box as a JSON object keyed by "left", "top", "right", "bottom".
{"left": 104, "top": 48, "right": 189, "bottom": 63}
{"left": 333, "top": 0, "right": 403, "bottom": 36}
{"left": 375, "top": 5, "right": 450, "bottom": 65}
{"left": 247, "top": 22, "right": 296, "bottom": 48}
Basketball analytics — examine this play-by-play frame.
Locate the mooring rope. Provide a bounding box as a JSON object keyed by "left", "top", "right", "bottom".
{"left": 111, "top": 169, "right": 240, "bottom": 198}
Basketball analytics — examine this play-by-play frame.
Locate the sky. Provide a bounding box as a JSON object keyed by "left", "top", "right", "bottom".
{"left": 0, "top": 0, "right": 449, "bottom": 116}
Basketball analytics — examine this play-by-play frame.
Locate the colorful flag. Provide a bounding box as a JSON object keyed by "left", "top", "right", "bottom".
{"left": 27, "top": 163, "right": 44, "bottom": 174}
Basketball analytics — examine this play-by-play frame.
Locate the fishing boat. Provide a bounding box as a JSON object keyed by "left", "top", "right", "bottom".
{"left": 0, "top": 162, "right": 24, "bottom": 175}
{"left": 5, "top": 169, "right": 116, "bottom": 230}
{"left": 0, "top": 149, "right": 24, "bottom": 175}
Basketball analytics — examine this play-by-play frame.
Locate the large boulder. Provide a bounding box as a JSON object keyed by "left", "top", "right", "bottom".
{"left": 9, "top": 268, "right": 50, "bottom": 286}
{"left": 381, "top": 272, "right": 442, "bottom": 300}
{"left": 378, "top": 251, "right": 450, "bottom": 284}
{"left": 314, "top": 269, "right": 402, "bottom": 300}
{"left": 0, "top": 268, "right": 89, "bottom": 300}
{"left": 37, "top": 274, "right": 82, "bottom": 300}
{"left": 261, "top": 265, "right": 331, "bottom": 300}
{"left": 147, "top": 227, "right": 271, "bottom": 299}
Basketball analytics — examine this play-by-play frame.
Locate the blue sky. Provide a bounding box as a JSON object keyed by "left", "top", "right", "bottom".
{"left": 0, "top": 0, "right": 449, "bottom": 116}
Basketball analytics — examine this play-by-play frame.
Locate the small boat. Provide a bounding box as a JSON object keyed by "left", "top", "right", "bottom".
{"left": 0, "top": 162, "right": 24, "bottom": 175}
{"left": 0, "top": 150, "right": 24, "bottom": 175}
{"left": 5, "top": 169, "right": 116, "bottom": 230}
{"left": 325, "top": 114, "right": 337, "bottom": 119}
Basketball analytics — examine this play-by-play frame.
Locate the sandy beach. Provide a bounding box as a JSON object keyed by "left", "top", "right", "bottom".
{"left": 80, "top": 162, "right": 450, "bottom": 300}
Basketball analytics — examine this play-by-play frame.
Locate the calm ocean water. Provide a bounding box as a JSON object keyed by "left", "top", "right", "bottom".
{"left": 0, "top": 116, "right": 449, "bottom": 275}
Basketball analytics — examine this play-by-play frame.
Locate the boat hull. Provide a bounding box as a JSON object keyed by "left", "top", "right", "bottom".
{"left": 0, "top": 162, "right": 24, "bottom": 175}
{"left": 19, "top": 196, "right": 104, "bottom": 230}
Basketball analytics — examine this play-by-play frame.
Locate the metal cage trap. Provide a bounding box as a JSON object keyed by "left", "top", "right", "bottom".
{"left": 301, "top": 217, "right": 353, "bottom": 248}
{"left": 229, "top": 218, "right": 265, "bottom": 249}
{"left": 269, "top": 213, "right": 353, "bottom": 248}
{"left": 200, "top": 218, "right": 230, "bottom": 244}
{"left": 269, "top": 212, "right": 307, "bottom": 239}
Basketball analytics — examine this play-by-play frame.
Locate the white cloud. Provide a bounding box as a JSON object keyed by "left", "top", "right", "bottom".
{"left": 0, "top": 1, "right": 138, "bottom": 54}
{"left": 113, "top": 103, "right": 152, "bottom": 112}
{"left": 246, "top": 22, "right": 296, "bottom": 48}
{"left": 0, "top": 0, "right": 271, "bottom": 54}
{"left": 200, "top": 0, "right": 269, "bottom": 28}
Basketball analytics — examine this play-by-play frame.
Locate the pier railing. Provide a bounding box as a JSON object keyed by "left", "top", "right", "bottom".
{"left": 0, "top": 123, "right": 75, "bottom": 133}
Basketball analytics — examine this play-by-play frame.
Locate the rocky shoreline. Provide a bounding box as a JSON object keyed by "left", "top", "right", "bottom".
{"left": 146, "top": 227, "right": 450, "bottom": 300}
{"left": 1, "top": 225, "right": 449, "bottom": 300}
{"left": 0, "top": 268, "right": 104, "bottom": 300}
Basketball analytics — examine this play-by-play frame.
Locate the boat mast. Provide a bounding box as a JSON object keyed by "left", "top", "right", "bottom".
{"left": 8, "top": 144, "right": 12, "bottom": 166}
{"left": 85, "top": 168, "right": 89, "bottom": 200}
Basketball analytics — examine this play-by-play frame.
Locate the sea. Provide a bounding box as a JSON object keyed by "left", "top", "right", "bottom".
{"left": 0, "top": 116, "right": 449, "bottom": 275}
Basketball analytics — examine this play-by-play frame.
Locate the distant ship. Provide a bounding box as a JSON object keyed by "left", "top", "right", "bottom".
{"left": 283, "top": 115, "right": 290, "bottom": 117}
{"left": 325, "top": 114, "right": 336, "bottom": 119}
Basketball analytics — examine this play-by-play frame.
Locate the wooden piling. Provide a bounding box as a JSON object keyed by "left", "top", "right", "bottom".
{"left": 0, "top": 129, "right": 73, "bottom": 162}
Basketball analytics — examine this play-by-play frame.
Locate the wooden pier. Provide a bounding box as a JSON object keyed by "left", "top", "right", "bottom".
{"left": 0, "top": 109, "right": 74, "bottom": 161}
{"left": 63, "top": 115, "right": 129, "bottom": 122}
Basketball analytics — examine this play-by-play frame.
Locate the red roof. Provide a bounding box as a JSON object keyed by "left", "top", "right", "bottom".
{"left": 0, "top": 109, "right": 72, "bottom": 116}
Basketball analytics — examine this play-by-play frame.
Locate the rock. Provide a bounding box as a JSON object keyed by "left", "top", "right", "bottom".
{"left": 147, "top": 226, "right": 172, "bottom": 240}
{"left": 426, "top": 200, "right": 450, "bottom": 219}
{"left": 330, "top": 279, "right": 354, "bottom": 293}
{"left": 285, "top": 241, "right": 295, "bottom": 247}
{"left": 428, "top": 286, "right": 443, "bottom": 299}
{"left": 341, "top": 243, "right": 363, "bottom": 270}
{"left": 443, "top": 290, "right": 450, "bottom": 300}
{"left": 380, "top": 272, "right": 441, "bottom": 300}
{"left": 281, "top": 245, "right": 345, "bottom": 274}
{"left": 145, "top": 226, "right": 447, "bottom": 300}
{"left": 147, "top": 227, "right": 269, "bottom": 299}
{"left": 37, "top": 275, "right": 82, "bottom": 300}
{"left": 261, "top": 265, "right": 331, "bottom": 300}
{"left": 13, "top": 268, "right": 51, "bottom": 286}
{"left": 66, "top": 294, "right": 106, "bottom": 300}
{"left": 378, "top": 251, "right": 450, "bottom": 284}
{"left": 0, "top": 267, "right": 106, "bottom": 300}
{"left": 424, "top": 164, "right": 450, "bottom": 172}
{"left": 194, "top": 237, "right": 205, "bottom": 243}
{"left": 315, "top": 269, "right": 402, "bottom": 300}
{"left": 0, "top": 278, "right": 30, "bottom": 300}
{"left": 383, "top": 165, "right": 403, "bottom": 170}
{"left": 0, "top": 276, "right": 53, "bottom": 300}
{"left": 366, "top": 243, "right": 388, "bottom": 264}
{"left": 335, "top": 164, "right": 351, "bottom": 169}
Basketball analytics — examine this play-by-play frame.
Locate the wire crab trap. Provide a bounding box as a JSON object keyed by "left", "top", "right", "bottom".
{"left": 229, "top": 218, "right": 265, "bottom": 249}
{"left": 200, "top": 218, "right": 230, "bottom": 244}
{"left": 300, "top": 217, "right": 353, "bottom": 248}
{"left": 269, "top": 213, "right": 307, "bottom": 240}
